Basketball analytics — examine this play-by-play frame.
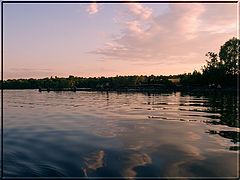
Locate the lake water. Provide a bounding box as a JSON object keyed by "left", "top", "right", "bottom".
{"left": 2, "top": 90, "right": 239, "bottom": 177}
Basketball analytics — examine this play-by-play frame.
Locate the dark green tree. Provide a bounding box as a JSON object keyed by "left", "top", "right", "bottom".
{"left": 202, "top": 52, "right": 225, "bottom": 84}
{"left": 219, "top": 37, "right": 239, "bottom": 75}
{"left": 201, "top": 37, "right": 239, "bottom": 86}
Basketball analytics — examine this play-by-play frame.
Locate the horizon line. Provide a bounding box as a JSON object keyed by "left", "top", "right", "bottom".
{"left": 3, "top": 73, "right": 200, "bottom": 80}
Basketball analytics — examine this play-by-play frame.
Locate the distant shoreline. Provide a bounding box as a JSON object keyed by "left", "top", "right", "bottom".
{"left": 2, "top": 86, "right": 237, "bottom": 93}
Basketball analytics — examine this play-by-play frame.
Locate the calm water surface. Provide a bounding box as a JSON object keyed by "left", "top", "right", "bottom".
{"left": 3, "top": 90, "right": 239, "bottom": 177}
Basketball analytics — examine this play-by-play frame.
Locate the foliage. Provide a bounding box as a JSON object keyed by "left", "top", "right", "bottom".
{"left": 1, "top": 37, "right": 239, "bottom": 90}
{"left": 2, "top": 75, "right": 173, "bottom": 90}
{"left": 219, "top": 37, "right": 239, "bottom": 75}
{"left": 181, "top": 37, "right": 239, "bottom": 87}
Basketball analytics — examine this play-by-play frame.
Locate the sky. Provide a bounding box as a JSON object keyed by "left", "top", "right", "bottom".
{"left": 3, "top": 2, "right": 238, "bottom": 79}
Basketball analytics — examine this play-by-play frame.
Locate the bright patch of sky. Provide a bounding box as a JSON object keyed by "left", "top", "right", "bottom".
{"left": 2, "top": 2, "right": 238, "bottom": 79}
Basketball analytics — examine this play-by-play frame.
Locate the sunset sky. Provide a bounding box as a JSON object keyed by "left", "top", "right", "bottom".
{"left": 3, "top": 2, "right": 238, "bottom": 79}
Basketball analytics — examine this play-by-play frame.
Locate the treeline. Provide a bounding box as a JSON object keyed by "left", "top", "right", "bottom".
{"left": 180, "top": 37, "right": 239, "bottom": 88}
{"left": 2, "top": 37, "right": 239, "bottom": 90}
{"left": 2, "top": 75, "right": 173, "bottom": 90}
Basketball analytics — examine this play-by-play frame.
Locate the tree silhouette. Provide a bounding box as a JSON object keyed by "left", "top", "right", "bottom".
{"left": 219, "top": 37, "right": 239, "bottom": 75}
{"left": 1, "top": 37, "right": 239, "bottom": 90}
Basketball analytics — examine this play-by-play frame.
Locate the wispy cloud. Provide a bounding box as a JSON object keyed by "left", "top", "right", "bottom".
{"left": 125, "top": 21, "right": 144, "bottom": 34}
{"left": 172, "top": 4, "right": 205, "bottom": 39}
{"left": 127, "top": 3, "right": 153, "bottom": 20}
{"left": 5, "top": 68, "right": 54, "bottom": 79}
{"left": 86, "top": 2, "right": 99, "bottom": 15}
{"left": 89, "top": 3, "right": 237, "bottom": 72}
{"left": 10, "top": 68, "right": 52, "bottom": 72}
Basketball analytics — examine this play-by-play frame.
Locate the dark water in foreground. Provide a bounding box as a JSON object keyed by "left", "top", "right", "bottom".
{"left": 3, "top": 90, "right": 239, "bottom": 177}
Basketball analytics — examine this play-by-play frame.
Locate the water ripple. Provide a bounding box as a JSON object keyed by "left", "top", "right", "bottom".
{"left": 3, "top": 90, "right": 238, "bottom": 177}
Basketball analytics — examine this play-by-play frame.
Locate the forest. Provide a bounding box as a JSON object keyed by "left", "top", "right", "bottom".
{"left": 2, "top": 37, "right": 239, "bottom": 91}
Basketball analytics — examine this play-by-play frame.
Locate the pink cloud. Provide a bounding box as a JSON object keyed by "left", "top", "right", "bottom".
{"left": 125, "top": 21, "right": 144, "bottom": 34}
{"left": 89, "top": 4, "right": 237, "bottom": 74}
{"left": 127, "top": 3, "right": 153, "bottom": 20}
{"left": 172, "top": 4, "right": 205, "bottom": 39}
{"left": 86, "top": 2, "right": 98, "bottom": 15}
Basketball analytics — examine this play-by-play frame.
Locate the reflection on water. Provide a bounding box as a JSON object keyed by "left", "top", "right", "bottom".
{"left": 3, "top": 90, "right": 239, "bottom": 177}
{"left": 83, "top": 150, "right": 105, "bottom": 176}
